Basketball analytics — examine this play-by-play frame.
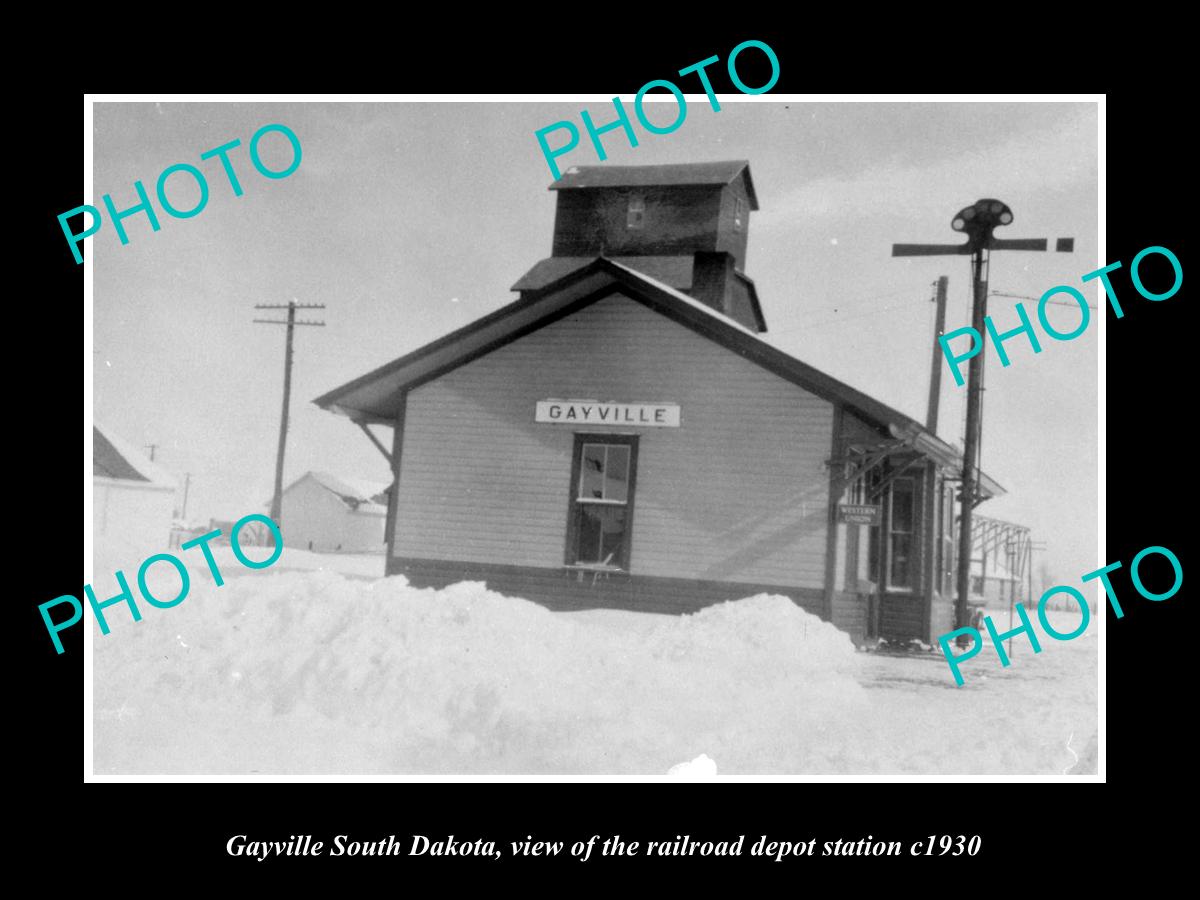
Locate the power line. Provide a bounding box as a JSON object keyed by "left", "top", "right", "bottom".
{"left": 810, "top": 285, "right": 927, "bottom": 310}
{"left": 766, "top": 286, "right": 935, "bottom": 337}
{"left": 990, "top": 290, "right": 1096, "bottom": 310}
{"left": 771, "top": 296, "right": 926, "bottom": 336}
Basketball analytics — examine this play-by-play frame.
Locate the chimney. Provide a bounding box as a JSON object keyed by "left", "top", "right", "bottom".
{"left": 691, "top": 252, "right": 735, "bottom": 316}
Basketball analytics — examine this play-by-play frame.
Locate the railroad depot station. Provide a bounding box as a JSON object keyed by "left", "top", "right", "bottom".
{"left": 316, "top": 161, "right": 1024, "bottom": 645}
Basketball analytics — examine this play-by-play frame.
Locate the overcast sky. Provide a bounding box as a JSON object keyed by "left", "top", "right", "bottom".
{"left": 91, "top": 99, "right": 1098, "bottom": 583}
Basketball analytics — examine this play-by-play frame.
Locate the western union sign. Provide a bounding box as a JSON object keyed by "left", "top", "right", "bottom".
{"left": 837, "top": 503, "right": 881, "bottom": 526}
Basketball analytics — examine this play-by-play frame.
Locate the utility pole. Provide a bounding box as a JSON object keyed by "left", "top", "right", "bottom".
{"left": 181, "top": 473, "right": 191, "bottom": 521}
{"left": 254, "top": 300, "right": 326, "bottom": 527}
{"left": 144, "top": 443, "right": 159, "bottom": 462}
{"left": 893, "top": 199, "right": 1073, "bottom": 646}
{"left": 926, "top": 275, "right": 949, "bottom": 433}
{"left": 1010, "top": 536, "right": 1047, "bottom": 656}
{"left": 1011, "top": 533, "right": 1028, "bottom": 658}
{"left": 1027, "top": 539, "right": 1033, "bottom": 615}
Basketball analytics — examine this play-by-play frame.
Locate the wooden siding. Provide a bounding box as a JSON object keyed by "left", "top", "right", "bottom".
{"left": 822, "top": 405, "right": 844, "bottom": 620}
{"left": 880, "top": 595, "right": 925, "bottom": 641}
{"left": 830, "top": 590, "right": 869, "bottom": 643}
{"left": 930, "top": 592, "right": 956, "bottom": 640}
{"left": 690, "top": 251, "right": 734, "bottom": 317}
{"left": 688, "top": 252, "right": 761, "bottom": 333}
{"left": 384, "top": 395, "right": 405, "bottom": 560}
{"left": 726, "top": 276, "right": 759, "bottom": 332}
{"left": 551, "top": 186, "right": 722, "bottom": 258}
{"left": 921, "top": 460, "right": 937, "bottom": 640}
{"left": 843, "top": 409, "right": 888, "bottom": 444}
{"left": 716, "top": 180, "right": 751, "bottom": 269}
{"left": 390, "top": 556, "right": 826, "bottom": 617}
{"left": 393, "top": 293, "right": 834, "bottom": 588}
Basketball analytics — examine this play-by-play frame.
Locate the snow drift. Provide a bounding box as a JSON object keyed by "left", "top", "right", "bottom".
{"left": 93, "top": 567, "right": 866, "bottom": 774}
{"left": 93, "top": 553, "right": 1098, "bottom": 775}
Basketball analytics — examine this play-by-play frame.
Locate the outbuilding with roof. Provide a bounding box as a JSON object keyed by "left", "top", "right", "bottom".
{"left": 275, "top": 471, "right": 390, "bottom": 553}
{"left": 93, "top": 423, "right": 178, "bottom": 554}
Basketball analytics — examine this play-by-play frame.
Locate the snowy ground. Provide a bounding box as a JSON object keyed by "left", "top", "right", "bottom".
{"left": 225, "top": 545, "right": 385, "bottom": 579}
{"left": 91, "top": 551, "right": 1097, "bottom": 776}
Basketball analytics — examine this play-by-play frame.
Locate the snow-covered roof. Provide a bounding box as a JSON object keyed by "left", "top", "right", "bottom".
{"left": 93, "top": 423, "right": 177, "bottom": 490}
{"left": 283, "top": 470, "right": 390, "bottom": 513}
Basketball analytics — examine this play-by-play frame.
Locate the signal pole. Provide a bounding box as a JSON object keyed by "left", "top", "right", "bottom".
{"left": 956, "top": 242, "right": 990, "bottom": 646}
{"left": 893, "top": 199, "right": 1073, "bottom": 645}
{"left": 254, "top": 300, "right": 326, "bottom": 526}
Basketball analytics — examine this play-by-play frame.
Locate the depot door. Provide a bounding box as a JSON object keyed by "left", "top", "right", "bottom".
{"left": 877, "top": 472, "right": 925, "bottom": 641}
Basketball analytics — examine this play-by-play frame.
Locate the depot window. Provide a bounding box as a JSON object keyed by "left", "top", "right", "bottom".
{"left": 565, "top": 434, "right": 639, "bottom": 570}
{"left": 627, "top": 195, "right": 645, "bottom": 229}
{"left": 887, "top": 476, "right": 916, "bottom": 591}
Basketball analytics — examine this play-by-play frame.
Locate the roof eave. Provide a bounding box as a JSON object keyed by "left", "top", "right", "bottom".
{"left": 737, "top": 163, "right": 760, "bottom": 211}
{"left": 311, "top": 289, "right": 548, "bottom": 415}
{"left": 887, "top": 422, "right": 1006, "bottom": 499}
{"left": 312, "top": 257, "right": 1004, "bottom": 500}
{"left": 734, "top": 270, "right": 768, "bottom": 332}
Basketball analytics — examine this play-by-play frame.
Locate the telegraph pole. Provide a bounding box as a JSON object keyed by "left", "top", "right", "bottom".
{"left": 181, "top": 473, "right": 191, "bottom": 520}
{"left": 254, "top": 300, "right": 326, "bottom": 526}
{"left": 893, "top": 199, "right": 1073, "bottom": 645}
{"left": 926, "top": 275, "right": 949, "bottom": 433}
{"left": 1010, "top": 536, "right": 1047, "bottom": 656}
{"left": 144, "top": 443, "right": 159, "bottom": 462}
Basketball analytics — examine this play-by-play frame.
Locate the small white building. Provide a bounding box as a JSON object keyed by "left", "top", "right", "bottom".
{"left": 277, "top": 471, "right": 390, "bottom": 553}
{"left": 93, "top": 424, "right": 177, "bottom": 555}
{"left": 970, "top": 546, "right": 1022, "bottom": 607}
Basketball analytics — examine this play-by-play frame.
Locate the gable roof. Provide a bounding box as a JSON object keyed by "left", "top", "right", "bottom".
{"left": 550, "top": 161, "right": 759, "bottom": 210}
{"left": 513, "top": 256, "right": 696, "bottom": 293}
{"left": 283, "top": 471, "right": 390, "bottom": 513}
{"left": 93, "top": 424, "right": 177, "bottom": 490}
{"left": 512, "top": 255, "right": 768, "bottom": 334}
{"left": 313, "top": 258, "right": 1004, "bottom": 498}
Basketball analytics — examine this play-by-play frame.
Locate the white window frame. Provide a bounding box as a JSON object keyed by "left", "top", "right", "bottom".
{"left": 626, "top": 195, "right": 645, "bottom": 230}
{"left": 569, "top": 439, "right": 636, "bottom": 568}
{"left": 885, "top": 475, "right": 917, "bottom": 593}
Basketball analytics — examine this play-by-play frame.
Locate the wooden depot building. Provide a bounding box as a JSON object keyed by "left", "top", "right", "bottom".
{"left": 314, "top": 161, "right": 1004, "bottom": 644}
